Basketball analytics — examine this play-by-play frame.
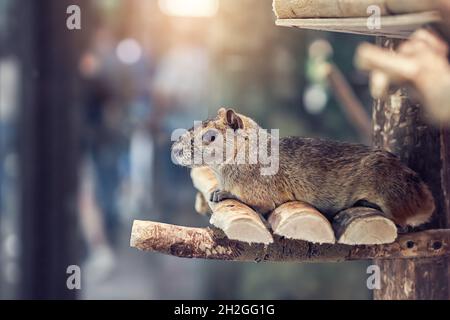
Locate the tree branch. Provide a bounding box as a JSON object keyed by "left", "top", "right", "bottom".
{"left": 325, "top": 63, "right": 372, "bottom": 143}
{"left": 130, "top": 220, "right": 450, "bottom": 262}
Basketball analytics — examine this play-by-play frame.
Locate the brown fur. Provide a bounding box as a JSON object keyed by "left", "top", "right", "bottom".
{"left": 172, "top": 108, "right": 435, "bottom": 227}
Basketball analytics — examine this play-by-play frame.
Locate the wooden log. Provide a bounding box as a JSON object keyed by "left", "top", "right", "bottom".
{"left": 268, "top": 202, "right": 335, "bottom": 244}
{"left": 372, "top": 38, "right": 450, "bottom": 300}
{"left": 273, "top": 0, "right": 388, "bottom": 19}
{"left": 130, "top": 220, "right": 450, "bottom": 262}
{"left": 191, "top": 167, "right": 273, "bottom": 245}
{"left": 333, "top": 208, "right": 397, "bottom": 245}
{"left": 325, "top": 63, "right": 372, "bottom": 142}
{"left": 209, "top": 200, "right": 273, "bottom": 245}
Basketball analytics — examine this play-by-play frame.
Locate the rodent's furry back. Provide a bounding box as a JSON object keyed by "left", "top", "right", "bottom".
{"left": 173, "top": 108, "right": 435, "bottom": 227}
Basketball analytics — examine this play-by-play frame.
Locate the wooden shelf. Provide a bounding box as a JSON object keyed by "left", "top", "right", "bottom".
{"left": 276, "top": 11, "right": 441, "bottom": 38}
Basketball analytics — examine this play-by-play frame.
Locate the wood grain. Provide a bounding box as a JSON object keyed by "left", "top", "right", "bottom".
{"left": 191, "top": 167, "right": 273, "bottom": 244}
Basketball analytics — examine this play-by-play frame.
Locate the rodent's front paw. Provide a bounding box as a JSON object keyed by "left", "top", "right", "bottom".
{"left": 209, "top": 189, "right": 223, "bottom": 203}
{"left": 209, "top": 189, "right": 236, "bottom": 203}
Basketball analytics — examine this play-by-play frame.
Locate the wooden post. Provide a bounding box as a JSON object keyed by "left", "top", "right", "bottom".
{"left": 372, "top": 38, "right": 450, "bottom": 300}
{"left": 18, "top": 0, "right": 85, "bottom": 299}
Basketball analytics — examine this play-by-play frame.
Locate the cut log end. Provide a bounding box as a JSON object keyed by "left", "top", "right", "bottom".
{"left": 210, "top": 200, "right": 273, "bottom": 245}
{"left": 191, "top": 167, "right": 273, "bottom": 244}
{"left": 333, "top": 207, "right": 398, "bottom": 245}
{"left": 269, "top": 201, "right": 335, "bottom": 244}
{"left": 213, "top": 218, "right": 273, "bottom": 245}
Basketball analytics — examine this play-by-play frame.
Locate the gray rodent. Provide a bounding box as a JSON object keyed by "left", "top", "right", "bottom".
{"left": 172, "top": 108, "right": 435, "bottom": 227}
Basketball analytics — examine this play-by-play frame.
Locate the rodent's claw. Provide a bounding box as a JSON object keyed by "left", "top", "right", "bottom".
{"left": 209, "top": 189, "right": 236, "bottom": 203}
{"left": 210, "top": 189, "right": 222, "bottom": 203}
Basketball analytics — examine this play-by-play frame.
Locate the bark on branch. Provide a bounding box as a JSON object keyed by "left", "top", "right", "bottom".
{"left": 130, "top": 220, "right": 450, "bottom": 262}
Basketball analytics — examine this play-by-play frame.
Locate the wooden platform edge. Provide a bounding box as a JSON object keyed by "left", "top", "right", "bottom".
{"left": 275, "top": 11, "right": 442, "bottom": 39}
{"left": 130, "top": 220, "right": 450, "bottom": 262}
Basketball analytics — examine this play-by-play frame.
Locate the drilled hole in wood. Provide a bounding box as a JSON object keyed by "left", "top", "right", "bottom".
{"left": 406, "top": 240, "right": 415, "bottom": 249}
{"left": 432, "top": 241, "right": 443, "bottom": 250}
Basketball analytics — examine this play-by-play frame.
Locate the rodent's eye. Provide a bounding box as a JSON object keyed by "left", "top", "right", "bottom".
{"left": 202, "top": 130, "right": 218, "bottom": 143}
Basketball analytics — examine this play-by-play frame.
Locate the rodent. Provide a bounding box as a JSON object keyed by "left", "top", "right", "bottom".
{"left": 172, "top": 108, "right": 435, "bottom": 227}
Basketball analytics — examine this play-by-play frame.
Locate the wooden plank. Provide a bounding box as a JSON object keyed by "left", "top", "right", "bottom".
{"left": 273, "top": 0, "right": 388, "bottom": 19}
{"left": 276, "top": 12, "right": 441, "bottom": 39}
{"left": 273, "top": 0, "right": 438, "bottom": 19}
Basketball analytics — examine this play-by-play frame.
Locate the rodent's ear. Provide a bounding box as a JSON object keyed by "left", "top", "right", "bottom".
{"left": 226, "top": 109, "right": 244, "bottom": 130}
